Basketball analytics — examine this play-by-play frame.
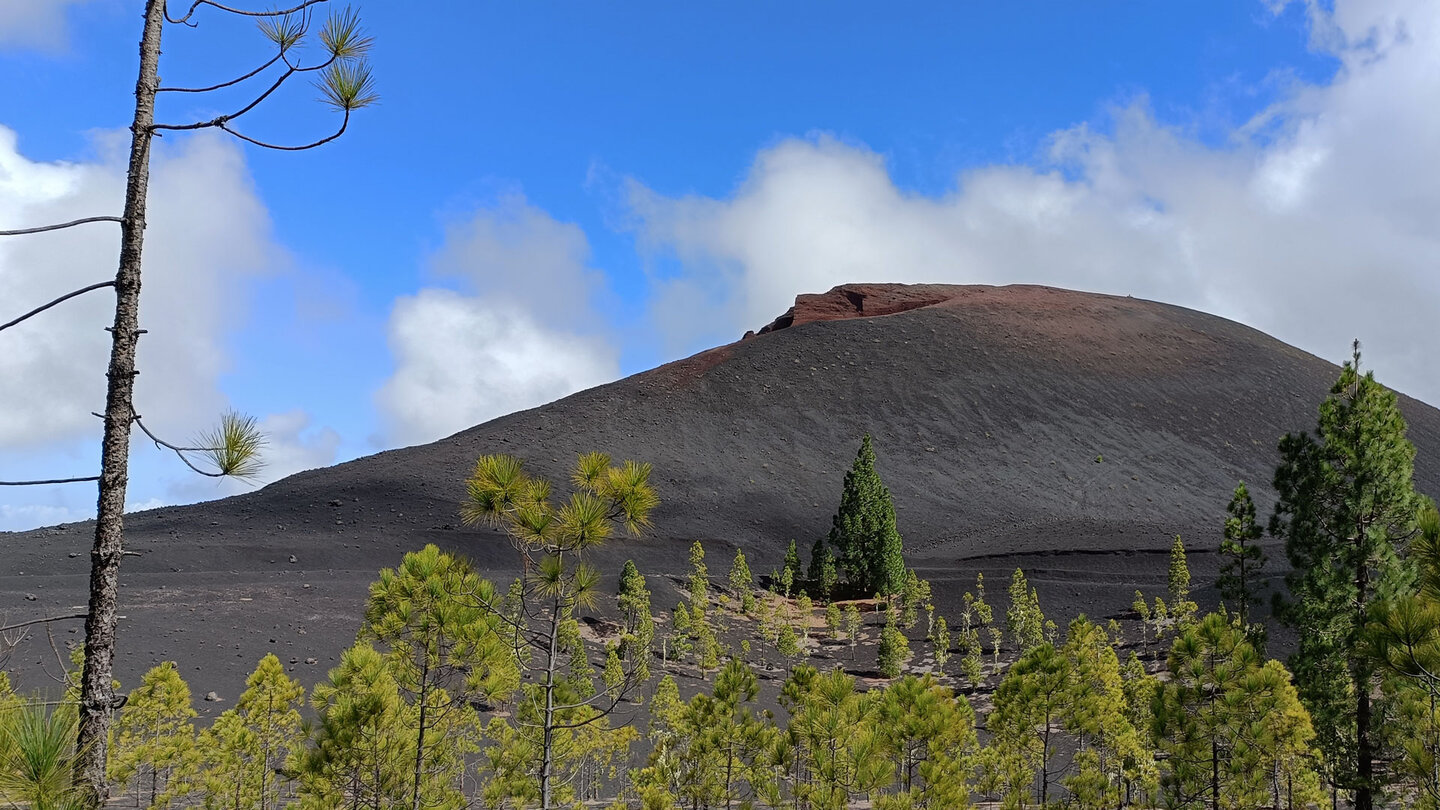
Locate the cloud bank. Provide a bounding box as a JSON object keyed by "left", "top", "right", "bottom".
{"left": 377, "top": 197, "right": 620, "bottom": 446}
{"left": 628, "top": 0, "right": 1440, "bottom": 406}
{"left": 0, "top": 127, "right": 279, "bottom": 447}
{"left": 0, "top": 127, "right": 341, "bottom": 529}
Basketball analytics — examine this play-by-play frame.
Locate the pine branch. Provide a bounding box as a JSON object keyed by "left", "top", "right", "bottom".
{"left": 0, "top": 281, "right": 116, "bottom": 333}
{"left": 0, "top": 476, "right": 100, "bottom": 486}
{"left": 157, "top": 53, "right": 283, "bottom": 93}
{"left": 0, "top": 614, "right": 89, "bottom": 634}
{"left": 133, "top": 415, "right": 226, "bottom": 478}
{"left": 0, "top": 216, "right": 122, "bottom": 236}
{"left": 165, "top": 0, "right": 330, "bottom": 26}
{"left": 153, "top": 54, "right": 332, "bottom": 133}
{"left": 217, "top": 110, "right": 350, "bottom": 151}
{"left": 133, "top": 412, "right": 265, "bottom": 480}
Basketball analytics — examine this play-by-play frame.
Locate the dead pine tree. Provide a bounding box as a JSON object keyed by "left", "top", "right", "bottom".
{"left": 0, "top": 2, "right": 376, "bottom": 806}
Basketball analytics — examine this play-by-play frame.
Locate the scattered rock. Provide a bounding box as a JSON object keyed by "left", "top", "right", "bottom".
{"left": 204, "top": 691, "right": 221, "bottom": 702}
{"left": 288, "top": 555, "right": 298, "bottom": 564}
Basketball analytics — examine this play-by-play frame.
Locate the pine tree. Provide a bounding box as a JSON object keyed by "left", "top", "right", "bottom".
{"left": 617, "top": 560, "right": 657, "bottom": 668}
{"left": 294, "top": 642, "right": 410, "bottom": 810}
{"left": 782, "top": 540, "right": 803, "bottom": 597}
{"left": 878, "top": 612, "right": 910, "bottom": 679}
{"left": 682, "top": 659, "right": 779, "bottom": 809}
{"left": 670, "top": 603, "right": 694, "bottom": 664}
{"left": 1273, "top": 345, "right": 1422, "bottom": 810}
{"left": 1370, "top": 502, "right": 1440, "bottom": 806}
{"left": 872, "top": 674, "right": 978, "bottom": 806}
{"left": 783, "top": 668, "right": 882, "bottom": 809}
{"left": 235, "top": 654, "right": 305, "bottom": 810}
{"left": 959, "top": 627, "right": 984, "bottom": 688}
{"left": 931, "top": 616, "right": 952, "bottom": 673}
{"left": 109, "top": 661, "right": 196, "bottom": 809}
{"left": 1120, "top": 652, "right": 1161, "bottom": 805}
{"left": 180, "top": 654, "right": 306, "bottom": 810}
{"left": 728, "top": 549, "right": 755, "bottom": 614}
{"left": 1060, "top": 618, "right": 1146, "bottom": 809}
{"left": 1133, "top": 590, "right": 1154, "bottom": 659}
{"left": 828, "top": 434, "right": 907, "bottom": 594}
{"left": 825, "top": 602, "right": 842, "bottom": 638}
{"left": 462, "top": 452, "right": 659, "bottom": 809}
{"left": 899, "top": 570, "right": 924, "bottom": 629}
{"left": 795, "top": 593, "right": 814, "bottom": 640}
{"left": 17, "top": 9, "right": 380, "bottom": 801}
{"left": 985, "top": 643, "right": 1071, "bottom": 806}
{"left": 362, "top": 544, "right": 516, "bottom": 810}
{"left": 1219, "top": 482, "right": 1267, "bottom": 636}
{"left": 693, "top": 605, "right": 722, "bottom": 673}
{"left": 619, "top": 560, "right": 650, "bottom": 632}
{"left": 1168, "top": 536, "right": 1198, "bottom": 630}
{"left": 843, "top": 604, "right": 862, "bottom": 659}
{"left": 689, "top": 541, "right": 710, "bottom": 605}
{"left": 808, "top": 536, "right": 838, "bottom": 601}
{"left": 1006, "top": 569, "right": 1046, "bottom": 653}
{"left": 639, "top": 675, "right": 687, "bottom": 796}
{"left": 875, "top": 505, "right": 907, "bottom": 597}
{"left": 1152, "top": 613, "right": 1321, "bottom": 810}
{"left": 776, "top": 624, "right": 802, "bottom": 660}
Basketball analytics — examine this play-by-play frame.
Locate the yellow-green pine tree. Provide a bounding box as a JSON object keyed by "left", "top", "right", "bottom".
{"left": 109, "top": 661, "right": 196, "bottom": 808}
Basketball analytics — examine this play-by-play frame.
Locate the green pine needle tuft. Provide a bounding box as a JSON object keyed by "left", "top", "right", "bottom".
{"left": 197, "top": 411, "right": 267, "bottom": 481}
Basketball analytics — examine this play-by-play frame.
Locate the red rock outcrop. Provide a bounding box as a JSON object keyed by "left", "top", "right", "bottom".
{"left": 747, "top": 283, "right": 962, "bottom": 337}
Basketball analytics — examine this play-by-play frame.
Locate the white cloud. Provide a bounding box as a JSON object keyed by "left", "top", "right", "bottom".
{"left": 0, "top": 126, "right": 279, "bottom": 447}
{"left": 377, "top": 197, "right": 620, "bottom": 446}
{"left": 0, "top": 0, "right": 92, "bottom": 51}
{"left": 0, "top": 125, "right": 347, "bottom": 531}
{"left": 626, "top": 0, "right": 1440, "bottom": 407}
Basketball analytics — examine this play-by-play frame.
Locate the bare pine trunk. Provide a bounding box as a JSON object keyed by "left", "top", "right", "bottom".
{"left": 411, "top": 658, "right": 429, "bottom": 810}
{"left": 74, "top": 2, "right": 164, "bottom": 806}
{"left": 1355, "top": 528, "right": 1373, "bottom": 810}
{"left": 539, "top": 592, "right": 562, "bottom": 809}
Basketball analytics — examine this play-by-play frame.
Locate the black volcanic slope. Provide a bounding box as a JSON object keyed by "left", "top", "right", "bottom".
{"left": 6, "top": 284, "right": 1440, "bottom": 706}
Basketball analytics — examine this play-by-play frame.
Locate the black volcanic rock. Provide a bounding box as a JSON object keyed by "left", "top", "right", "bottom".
{"left": 5, "top": 284, "right": 1439, "bottom": 702}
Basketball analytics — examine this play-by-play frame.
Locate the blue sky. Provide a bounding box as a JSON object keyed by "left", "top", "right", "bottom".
{"left": 3, "top": 0, "right": 1437, "bottom": 530}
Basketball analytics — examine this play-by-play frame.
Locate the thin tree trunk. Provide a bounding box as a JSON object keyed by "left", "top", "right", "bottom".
{"left": 261, "top": 691, "right": 274, "bottom": 810}
{"left": 1356, "top": 681, "right": 1372, "bottom": 810}
{"left": 1211, "top": 739, "right": 1219, "bottom": 810}
{"left": 411, "top": 657, "right": 429, "bottom": 810}
{"left": 1040, "top": 716, "right": 1051, "bottom": 807}
{"left": 75, "top": 7, "right": 164, "bottom": 806}
{"left": 539, "top": 588, "right": 563, "bottom": 809}
{"left": 1355, "top": 528, "right": 1373, "bottom": 810}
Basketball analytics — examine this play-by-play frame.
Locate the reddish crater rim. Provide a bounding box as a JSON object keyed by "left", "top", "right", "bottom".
{"left": 745, "top": 282, "right": 1081, "bottom": 338}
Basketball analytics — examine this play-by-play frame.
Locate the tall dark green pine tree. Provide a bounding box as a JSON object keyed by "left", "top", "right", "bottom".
{"left": 1273, "top": 343, "right": 1422, "bottom": 810}
{"left": 828, "top": 434, "right": 906, "bottom": 594}
{"left": 1218, "top": 482, "right": 1266, "bottom": 630}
